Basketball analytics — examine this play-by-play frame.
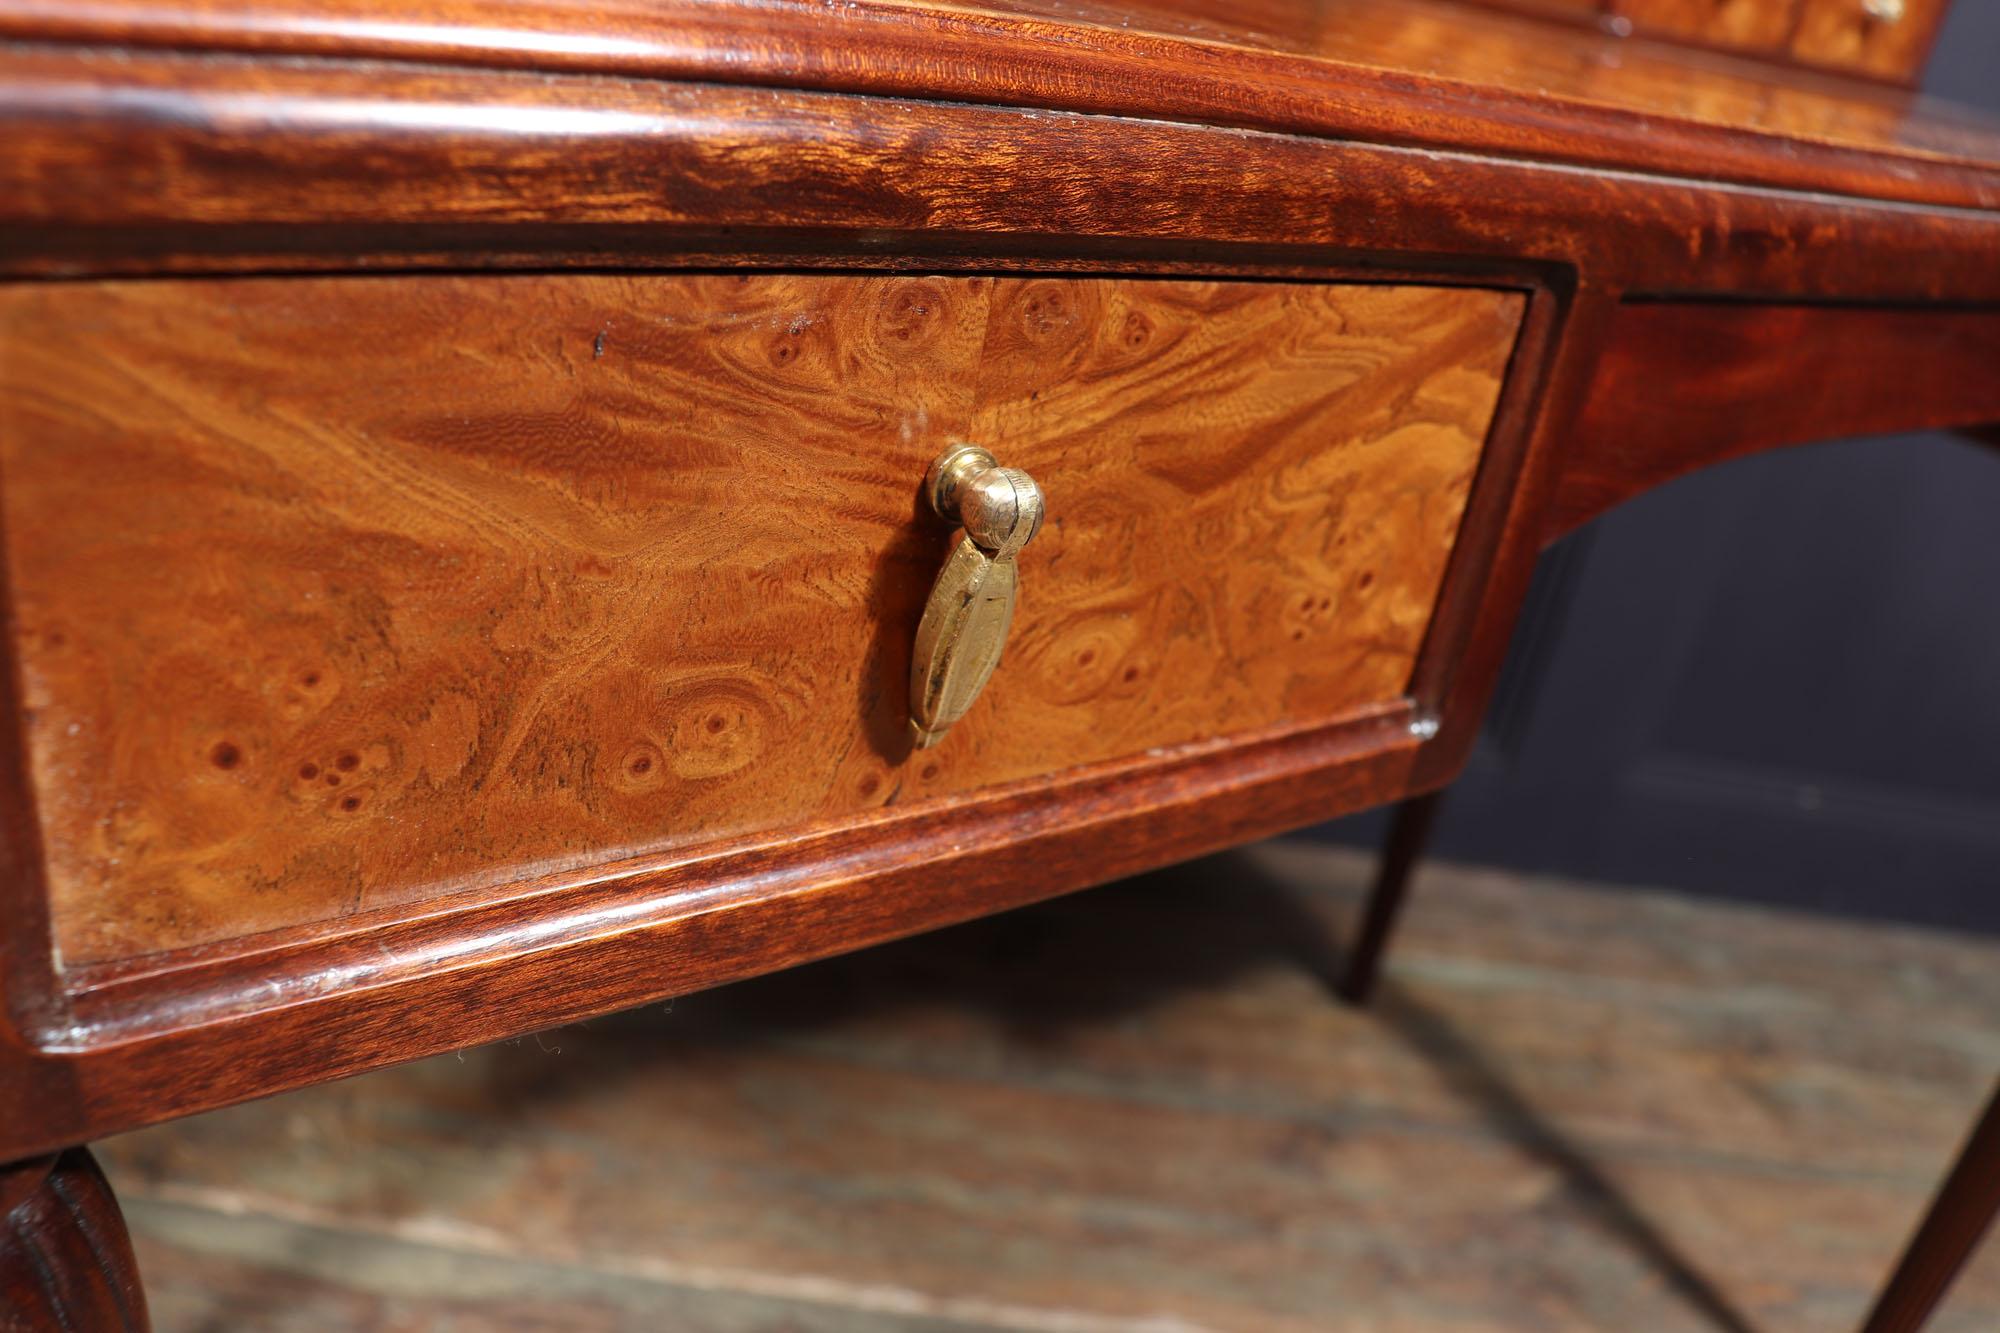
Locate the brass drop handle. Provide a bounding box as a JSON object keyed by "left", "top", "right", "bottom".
{"left": 909, "top": 444, "right": 1045, "bottom": 749}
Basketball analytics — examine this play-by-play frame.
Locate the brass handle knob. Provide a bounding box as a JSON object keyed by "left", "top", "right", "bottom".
{"left": 908, "top": 444, "right": 1045, "bottom": 749}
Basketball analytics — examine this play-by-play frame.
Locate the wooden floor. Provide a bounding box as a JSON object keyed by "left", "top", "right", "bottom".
{"left": 100, "top": 841, "right": 2000, "bottom": 1332}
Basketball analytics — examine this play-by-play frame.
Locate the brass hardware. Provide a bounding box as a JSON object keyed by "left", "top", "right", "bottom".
{"left": 908, "top": 444, "right": 1044, "bottom": 749}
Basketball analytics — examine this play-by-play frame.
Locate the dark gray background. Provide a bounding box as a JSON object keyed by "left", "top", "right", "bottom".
{"left": 1321, "top": 4, "right": 2000, "bottom": 933}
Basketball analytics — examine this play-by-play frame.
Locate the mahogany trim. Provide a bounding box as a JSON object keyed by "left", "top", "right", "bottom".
{"left": 1411, "top": 284, "right": 1622, "bottom": 793}
{"left": 1, "top": 704, "right": 1420, "bottom": 1160}
{"left": 0, "top": 438, "right": 64, "bottom": 1053}
{"left": 1405, "top": 277, "right": 1568, "bottom": 726}
{"left": 0, "top": 1149, "right": 148, "bottom": 1331}
{"left": 1547, "top": 301, "right": 2000, "bottom": 539}
{"left": 4, "top": 48, "right": 2000, "bottom": 307}
{"left": 2, "top": 0, "right": 1998, "bottom": 211}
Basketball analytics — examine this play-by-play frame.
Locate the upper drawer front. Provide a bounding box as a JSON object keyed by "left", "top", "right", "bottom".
{"left": 0, "top": 274, "right": 1520, "bottom": 966}
{"left": 1788, "top": 0, "right": 1947, "bottom": 79}
{"left": 1474, "top": 0, "right": 1947, "bottom": 81}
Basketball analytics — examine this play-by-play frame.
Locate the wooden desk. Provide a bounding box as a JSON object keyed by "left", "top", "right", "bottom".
{"left": 0, "top": 1, "right": 1996, "bottom": 1327}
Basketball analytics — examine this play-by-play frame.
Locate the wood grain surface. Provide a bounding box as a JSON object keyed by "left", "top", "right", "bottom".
{"left": 8, "top": 48, "right": 2000, "bottom": 309}
{"left": 0, "top": 1149, "right": 149, "bottom": 1332}
{"left": 1793, "top": 0, "right": 1950, "bottom": 80}
{"left": 0, "top": 273, "right": 1517, "bottom": 966}
{"left": 1, "top": 2, "right": 1995, "bottom": 1239}
{"left": 1546, "top": 302, "right": 2000, "bottom": 539}
{"left": 0, "top": 0, "right": 1994, "bottom": 210}
{"left": 1612, "top": 0, "right": 1797, "bottom": 52}
{"left": 1475, "top": 0, "right": 1950, "bottom": 80}
{"left": 5, "top": 703, "right": 1424, "bottom": 1162}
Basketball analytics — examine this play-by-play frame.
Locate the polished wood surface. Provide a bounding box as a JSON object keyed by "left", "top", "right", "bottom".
{"left": 1547, "top": 302, "right": 2000, "bottom": 539}
{"left": 1793, "top": 0, "right": 1950, "bottom": 80}
{"left": 4, "top": 0, "right": 1999, "bottom": 209}
{"left": 1, "top": 9, "right": 1998, "bottom": 1321}
{"left": 1475, "top": 0, "right": 1950, "bottom": 80}
{"left": 0, "top": 273, "right": 1514, "bottom": 966}
{"left": 0, "top": 1149, "right": 149, "bottom": 1331}
{"left": 2, "top": 708, "right": 1424, "bottom": 1162}
{"left": 6, "top": 47, "right": 2000, "bottom": 307}
{"left": 1616, "top": 0, "right": 1797, "bottom": 52}
{"left": 0, "top": 23, "right": 1993, "bottom": 1173}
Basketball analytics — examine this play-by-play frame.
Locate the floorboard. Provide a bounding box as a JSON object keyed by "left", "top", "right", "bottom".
{"left": 99, "top": 842, "right": 2000, "bottom": 1332}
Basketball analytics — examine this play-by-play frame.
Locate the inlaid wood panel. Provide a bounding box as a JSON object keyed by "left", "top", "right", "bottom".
{"left": 1614, "top": 0, "right": 1796, "bottom": 53}
{"left": 1470, "top": 0, "right": 1948, "bottom": 80}
{"left": 1792, "top": 0, "right": 1949, "bottom": 81}
{"left": 0, "top": 274, "right": 1518, "bottom": 966}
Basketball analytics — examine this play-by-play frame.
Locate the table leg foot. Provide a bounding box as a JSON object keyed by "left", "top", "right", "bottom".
{"left": 1, "top": 1147, "right": 150, "bottom": 1331}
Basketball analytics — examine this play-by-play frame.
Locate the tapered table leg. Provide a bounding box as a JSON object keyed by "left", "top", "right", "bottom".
{"left": 1861, "top": 1080, "right": 2000, "bottom": 1333}
{"left": 1339, "top": 789, "right": 1444, "bottom": 1006}
{"left": 1, "top": 1148, "right": 150, "bottom": 1331}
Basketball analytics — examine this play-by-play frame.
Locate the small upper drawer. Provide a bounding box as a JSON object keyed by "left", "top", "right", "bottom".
{"left": 1470, "top": 0, "right": 1947, "bottom": 82}
{"left": 0, "top": 273, "right": 1521, "bottom": 966}
{"left": 1790, "top": 0, "right": 1949, "bottom": 80}
{"left": 1614, "top": 0, "right": 1795, "bottom": 53}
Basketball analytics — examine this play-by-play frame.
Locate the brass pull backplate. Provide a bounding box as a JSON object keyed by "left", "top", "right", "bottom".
{"left": 909, "top": 444, "right": 1044, "bottom": 749}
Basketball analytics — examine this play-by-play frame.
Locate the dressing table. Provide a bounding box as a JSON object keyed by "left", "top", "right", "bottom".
{"left": 2, "top": 0, "right": 1999, "bottom": 1327}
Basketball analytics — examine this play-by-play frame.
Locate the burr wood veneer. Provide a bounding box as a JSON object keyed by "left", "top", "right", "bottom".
{"left": 0, "top": 273, "right": 1516, "bottom": 966}
{"left": 1471, "top": 0, "right": 1950, "bottom": 79}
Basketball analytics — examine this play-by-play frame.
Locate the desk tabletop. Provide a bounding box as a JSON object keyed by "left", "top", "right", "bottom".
{"left": 8, "top": 0, "right": 2000, "bottom": 207}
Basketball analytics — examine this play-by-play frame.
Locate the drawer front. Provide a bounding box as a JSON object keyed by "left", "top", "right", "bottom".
{"left": 1790, "top": 0, "right": 1947, "bottom": 80}
{"left": 0, "top": 274, "right": 1520, "bottom": 965}
{"left": 1471, "top": 0, "right": 1945, "bottom": 81}
{"left": 1613, "top": 0, "right": 1795, "bottom": 52}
